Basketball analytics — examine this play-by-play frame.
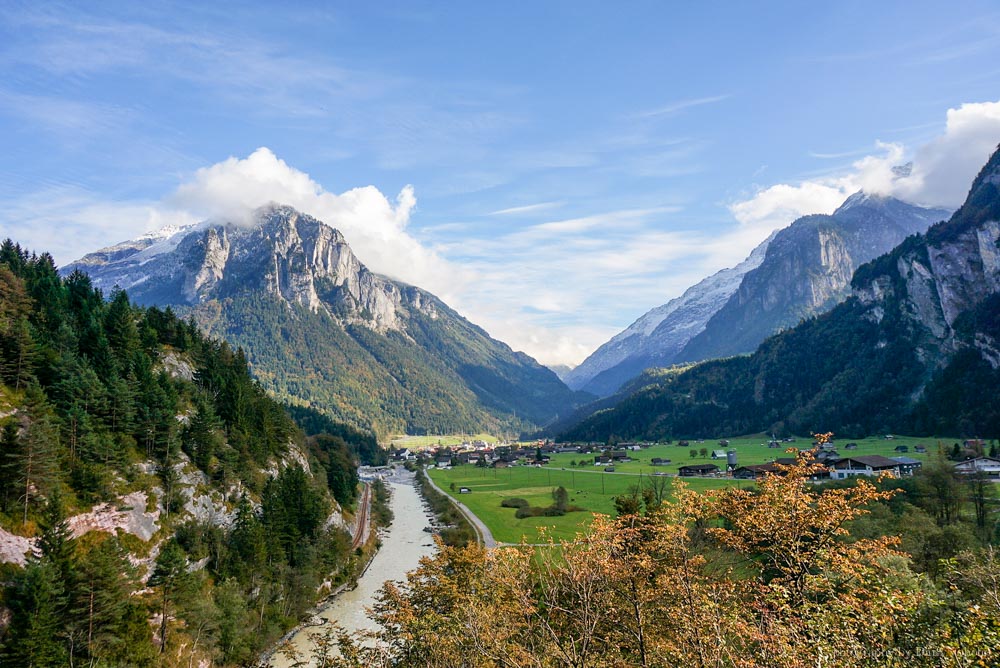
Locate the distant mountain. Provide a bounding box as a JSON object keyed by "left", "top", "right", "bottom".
{"left": 676, "top": 193, "right": 951, "bottom": 363}
{"left": 547, "top": 364, "right": 575, "bottom": 382}
{"left": 559, "top": 147, "right": 1000, "bottom": 442}
{"left": 66, "top": 205, "right": 590, "bottom": 437}
{"left": 564, "top": 233, "right": 774, "bottom": 396}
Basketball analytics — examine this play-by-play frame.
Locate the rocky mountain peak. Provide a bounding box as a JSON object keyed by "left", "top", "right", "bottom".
{"left": 65, "top": 204, "right": 406, "bottom": 331}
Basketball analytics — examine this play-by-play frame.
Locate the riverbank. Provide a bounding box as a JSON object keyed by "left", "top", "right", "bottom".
{"left": 267, "top": 469, "right": 438, "bottom": 667}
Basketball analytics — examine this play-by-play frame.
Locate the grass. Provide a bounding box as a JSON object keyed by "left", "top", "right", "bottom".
{"left": 428, "top": 433, "right": 958, "bottom": 544}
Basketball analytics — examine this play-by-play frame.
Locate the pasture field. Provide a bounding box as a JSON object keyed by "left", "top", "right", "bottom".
{"left": 427, "top": 433, "right": 956, "bottom": 544}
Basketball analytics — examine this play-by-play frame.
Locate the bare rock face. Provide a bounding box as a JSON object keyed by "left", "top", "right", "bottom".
{"left": 676, "top": 194, "right": 951, "bottom": 364}
{"left": 569, "top": 192, "right": 950, "bottom": 397}
{"left": 853, "top": 146, "right": 1000, "bottom": 373}
{"left": 65, "top": 204, "right": 410, "bottom": 333}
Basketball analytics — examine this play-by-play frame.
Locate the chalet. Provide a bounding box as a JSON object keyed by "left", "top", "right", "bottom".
{"left": 890, "top": 456, "right": 923, "bottom": 476}
{"left": 678, "top": 463, "right": 719, "bottom": 477}
{"left": 435, "top": 457, "right": 452, "bottom": 468}
{"left": 718, "top": 439, "right": 730, "bottom": 447}
{"left": 609, "top": 450, "right": 631, "bottom": 462}
{"left": 733, "top": 463, "right": 780, "bottom": 480}
{"left": 954, "top": 457, "right": 1000, "bottom": 479}
{"left": 711, "top": 450, "right": 728, "bottom": 460}
{"left": 650, "top": 457, "right": 672, "bottom": 466}
{"left": 844, "top": 443, "right": 859, "bottom": 450}
{"left": 914, "top": 444, "right": 928, "bottom": 454}
{"left": 893, "top": 445, "right": 909, "bottom": 453}
{"left": 594, "top": 455, "right": 612, "bottom": 465}
{"left": 831, "top": 455, "right": 900, "bottom": 479}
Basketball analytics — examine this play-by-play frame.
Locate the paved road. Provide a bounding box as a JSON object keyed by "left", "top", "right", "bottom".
{"left": 423, "top": 470, "right": 497, "bottom": 548}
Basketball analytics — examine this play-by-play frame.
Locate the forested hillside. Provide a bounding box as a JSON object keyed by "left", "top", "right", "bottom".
{"left": 67, "top": 205, "right": 590, "bottom": 439}
{"left": 0, "top": 240, "right": 374, "bottom": 666}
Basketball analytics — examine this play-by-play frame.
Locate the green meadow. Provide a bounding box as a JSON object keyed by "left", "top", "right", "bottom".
{"left": 426, "top": 433, "right": 955, "bottom": 544}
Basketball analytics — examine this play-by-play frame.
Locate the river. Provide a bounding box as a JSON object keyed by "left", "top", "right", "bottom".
{"left": 269, "top": 469, "right": 438, "bottom": 666}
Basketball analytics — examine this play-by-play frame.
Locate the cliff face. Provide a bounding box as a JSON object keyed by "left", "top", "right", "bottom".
{"left": 676, "top": 194, "right": 951, "bottom": 363}
{"left": 568, "top": 193, "right": 949, "bottom": 399}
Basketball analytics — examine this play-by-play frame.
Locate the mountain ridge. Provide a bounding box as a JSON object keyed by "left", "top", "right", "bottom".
{"left": 559, "top": 148, "right": 1000, "bottom": 441}
{"left": 66, "top": 205, "right": 591, "bottom": 437}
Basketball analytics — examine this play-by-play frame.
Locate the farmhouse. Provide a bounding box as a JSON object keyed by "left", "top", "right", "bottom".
{"left": 650, "top": 457, "right": 671, "bottom": 466}
{"left": 732, "top": 463, "right": 780, "bottom": 480}
{"left": 711, "top": 450, "right": 727, "bottom": 459}
{"left": 678, "top": 463, "right": 719, "bottom": 477}
{"left": 831, "top": 455, "right": 900, "bottom": 479}
{"left": 890, "top": 456, "right": 923, "bottom": 476}
{"left": 954, "top": 457, "right": 1000, "bottom": 478}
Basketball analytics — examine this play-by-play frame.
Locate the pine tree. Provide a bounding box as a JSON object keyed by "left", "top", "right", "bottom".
{"left": 2, "top": 559, "right": 69, "bottom": 667}
{"left": 148, "top": 539, "right": 190, "bottom": 654}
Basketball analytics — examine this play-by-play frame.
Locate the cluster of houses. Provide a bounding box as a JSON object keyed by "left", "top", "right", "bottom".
{"left": 392, "top": 440, "right": 657, "bottom": 469}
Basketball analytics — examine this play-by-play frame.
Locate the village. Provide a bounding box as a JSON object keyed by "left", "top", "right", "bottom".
{"left": 396, "top": 434, "right": 1000, "bottom": 482}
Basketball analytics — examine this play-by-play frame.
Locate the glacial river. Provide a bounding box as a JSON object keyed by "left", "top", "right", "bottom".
{"left": 269, "top": 470, "right": 438, "bottom": 666}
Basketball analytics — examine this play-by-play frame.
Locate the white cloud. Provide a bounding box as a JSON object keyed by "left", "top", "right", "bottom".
{"left": 729, "top": 101, "right": 1000, "bottom": 236}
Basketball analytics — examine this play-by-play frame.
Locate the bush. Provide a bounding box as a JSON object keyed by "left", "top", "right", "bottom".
{"left": 501, "top": 498, "right": 529, "bottom": 509}
{"left": 515, "top": 506, "right": 545, "bottom": 519}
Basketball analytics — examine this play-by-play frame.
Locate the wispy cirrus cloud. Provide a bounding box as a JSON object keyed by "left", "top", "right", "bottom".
{"left": 489, "top": 201, "right": 566, "bottom": 216}
{"left": 634, "top": 94, "right": 731, "bottom": 119}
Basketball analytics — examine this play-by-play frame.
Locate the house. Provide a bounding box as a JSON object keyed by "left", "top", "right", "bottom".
{"left": 844, "top": 443, "right": 858, "bottom": 450}
{"left": 893, "top": 445, "right": 909, "bottom": 453}
{"left": 435, "top": 457, "right": 452, "bottom": 468}
{"left": 954, "top": 457, "right": 1000, "bottom": 478}
{"left": 831, "top": 455, "right": 900, "bottom": 479}
{"left": 718, "top": 439, "right": 730, "bottom": 447}
{"left": 914, "top": 444, "right": 928, "bottom": 453}
{"left": 458, "top": 487, "right": 471, "bottom": 494}
{"left": 678, "top": 464, "right": 720, "bottom": 477}
{"left": 815, "top": 450, "right": 840, "bottom": 464}
{"left": 650, "top": 457, "right": 671, "bottom": 466}
{"left": 890, "top": 456, "right": 923, "bottom": 476}
{"left": 733, "top": 463, "right": 780, "bottom": 480}
{"left": 711, "top": 450, "right": 728, "bottom": 460}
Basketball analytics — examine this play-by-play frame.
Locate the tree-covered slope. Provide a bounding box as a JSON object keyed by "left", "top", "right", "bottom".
{"left": 560, "top": 148, "right": 1000, "bottom": 442}
{"left": 0, "top": 240, "right": 373, "bottom": 666}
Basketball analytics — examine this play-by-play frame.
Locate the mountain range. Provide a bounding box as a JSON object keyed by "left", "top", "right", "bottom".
{"left": 65, "top": 205, "right": 590, "bottom": 438}
{"left": 559, "top": 146, "right": 1000, "bottom": 441}
{"left": 566, "top": 193, "right": 951, "bottom": 396}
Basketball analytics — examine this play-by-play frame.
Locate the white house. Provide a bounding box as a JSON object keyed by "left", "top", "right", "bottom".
{"left": 954, "top": 457, "right": 1000, "bottom": 479}
{"left": 831, "top": 455, "right": 900, "bottom": 479}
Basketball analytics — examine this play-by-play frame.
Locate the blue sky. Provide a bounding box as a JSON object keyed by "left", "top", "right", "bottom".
{"left": 2, "top": 1, "right": 1000, "bottom": 365}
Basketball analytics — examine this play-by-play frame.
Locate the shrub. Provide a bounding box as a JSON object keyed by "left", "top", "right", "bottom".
{"left": 501, "top": 498, "right": 529, "bottom": 509}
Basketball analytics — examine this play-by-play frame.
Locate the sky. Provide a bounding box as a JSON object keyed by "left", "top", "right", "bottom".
{"left": 2, "top": 1, "right": 1000, "bottom": 367}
